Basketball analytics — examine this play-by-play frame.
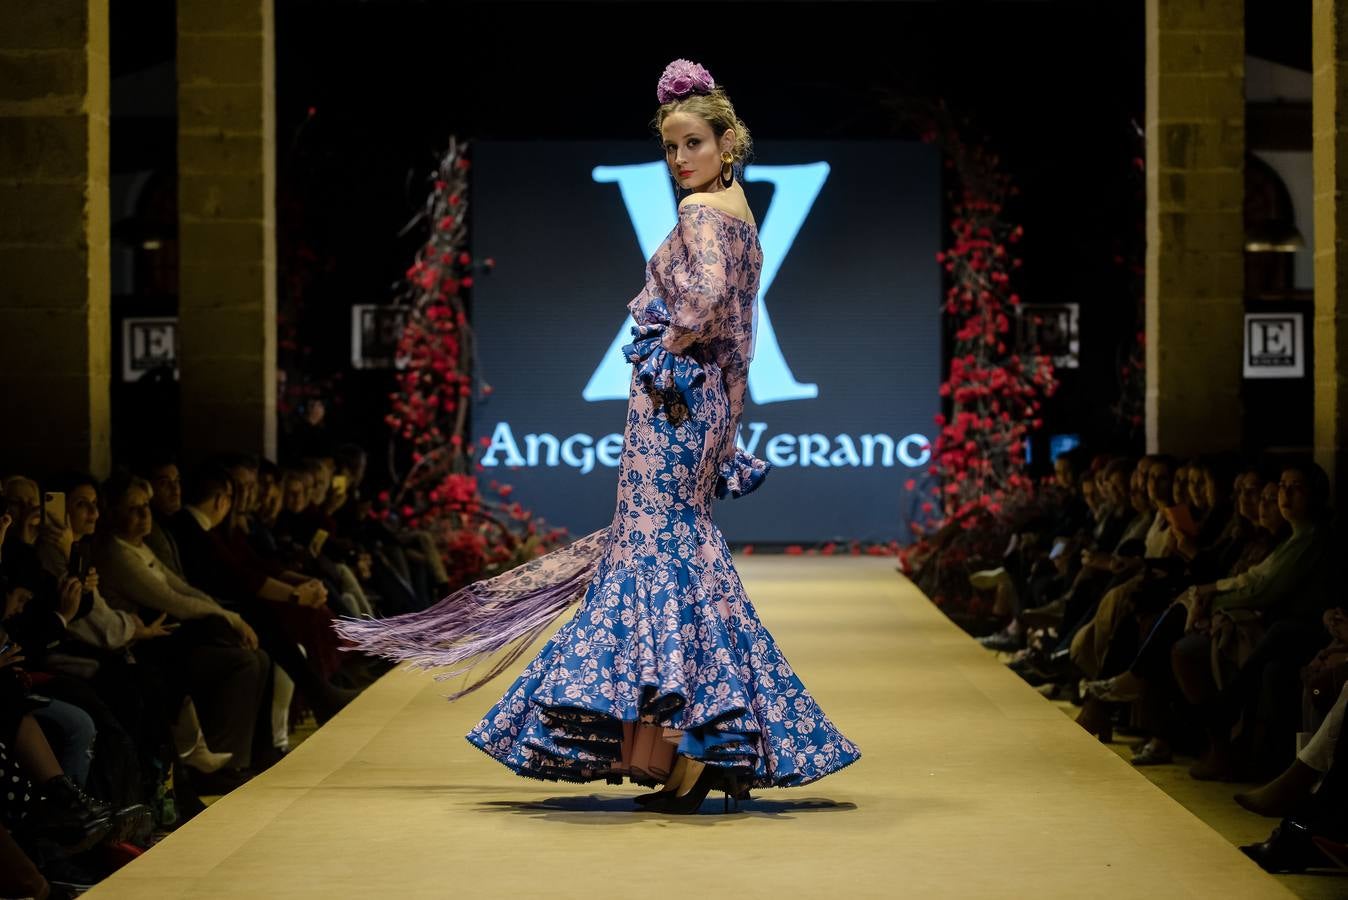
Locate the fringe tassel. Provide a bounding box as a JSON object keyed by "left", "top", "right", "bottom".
{"left": 333, "top": 525, "right": 611, "bottom": 701}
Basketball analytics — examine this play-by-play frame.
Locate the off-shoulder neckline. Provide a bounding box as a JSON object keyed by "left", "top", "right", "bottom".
{"left": 679, "top": 200, "right": 758, "bottom": 231}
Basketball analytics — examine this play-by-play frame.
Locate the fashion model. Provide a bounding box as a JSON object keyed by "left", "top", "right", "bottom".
{"left": 336, "top": 59, "right": 860, "bottom": 813}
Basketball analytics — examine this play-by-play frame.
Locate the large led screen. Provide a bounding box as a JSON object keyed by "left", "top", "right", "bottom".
{"left": 472, "top": 141, "right": 939, "bottom": 543}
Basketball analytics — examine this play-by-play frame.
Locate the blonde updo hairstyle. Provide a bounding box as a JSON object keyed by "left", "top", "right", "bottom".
{"left": 652, "top": 88, "right": 754, "bottom": 169}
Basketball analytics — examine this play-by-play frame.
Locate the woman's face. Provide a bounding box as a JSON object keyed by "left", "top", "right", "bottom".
{"left": 1171, "top": 465, "right": 1190, "bottom": 506}
{"left": 1191, "top": 468, "right": 1213, "bottom": 509}
{"left": 1258, "top": 481, "right": 1285, "bottom": 533}
{"left": 68, "top": 484, "right": 99, "bottom": 538}
{"left": 661, "top": 111, "right": 732, "bottom": 193}
{"left": 1277, "top": 468, "right": 1313, "bottom": 525}
{"left": 1198, "top": 469, "right": 1220, "bottom": 510}
{"left": 1130, "top": 467, "right": 1151, "bottom": 514}
{"left": 282, "top": 475, "right": 309, "bottom": 514}
{"left": 1147, "top": 463, "right": 1174, "bottom": 509}
{"left": 1235, "top": 472, "right": 1263, "bottom": 522}
{"left": 114, "top": 485, "right": 153, "bottom": 542}
{"left": 259, "top": 479, "right": 283, "bottom": 523}
{"left": 1106, "top": 472, "right": 1129, "bottom": 507}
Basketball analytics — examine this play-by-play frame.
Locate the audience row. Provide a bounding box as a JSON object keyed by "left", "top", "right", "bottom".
{"left": 0, "top": 445, "right": 445, "bottom": 898}
{"left": 916, "top": 450, "right": 1348, "bottom": 875}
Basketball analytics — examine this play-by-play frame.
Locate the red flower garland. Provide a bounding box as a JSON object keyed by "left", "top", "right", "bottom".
{"left": 382, "top": 138, "right": 569, "bottom": 585}
{"left": 917, "top": 122, "right": 1057, "bottom": 535}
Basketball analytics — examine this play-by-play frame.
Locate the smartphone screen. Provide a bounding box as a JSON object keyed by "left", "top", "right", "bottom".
{"left": 69, "top": 542, "right": 90, "bottom": 579}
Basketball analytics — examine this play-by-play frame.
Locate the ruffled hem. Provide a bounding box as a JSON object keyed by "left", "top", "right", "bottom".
{"left": 715, "top": 448, "right": 771, "bottom": 500}
{"left": 465, "top": 551, "right": 861, "bottom": 789}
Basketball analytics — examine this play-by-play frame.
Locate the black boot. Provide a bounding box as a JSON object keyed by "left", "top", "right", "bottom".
{"left": 17, "top": 775, "right": 115, "bottom": 855}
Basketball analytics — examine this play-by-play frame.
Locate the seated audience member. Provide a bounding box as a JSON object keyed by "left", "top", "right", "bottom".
{"left": 1234, "top": 606, "right": 1348, "bottom": 817}
{"left": 1069, "top": 455, "right": 1180, "bottom": 695}
{"left": 139, "top": 454, "right": 186, "bottom": 578}
{"left": 1170, "top": 472, "right": 1288, "bottom": 708}
{"left": 1179, "top": 461, "right": 1335, "bottom": 780}
{"left": 1018, "top": 457, "right": 1138, "bottom": 632}
{"left": 220, "top": 455, "right": 347, "bottom": 675}
{"left": 166, "top": 462, "right": 357, "bottom": 724}
{"left": 282, "top": 461, "right": 421, "bottom": 618}
{"left": 268, "top": 465, "right": 375, "bottom": 621}
{"left": 0, "top": 478, "right": 144, "bottom": 816}
{"left": 1301, "top": 606, "right": 1348, "bottom": 738}
{"left": 94, "top": 473, "right": 270, "bottom": 789}
{"left": 1239, "top": 679, "right": 1348, "bottom": 873}
{"left": 1073, "top": 461, "right": 1276, "bottom": 765}
{"left": 27, "top": 472, "right": 174, "bottom": 821}
{"left": 335, "top": 443, "right": 450, "bottom": 606}
{"left": 973, "top": 449, "right": 1097, "bottom": 651}
{"left": 0, "top": 562, "right": 127, "bottom": 866}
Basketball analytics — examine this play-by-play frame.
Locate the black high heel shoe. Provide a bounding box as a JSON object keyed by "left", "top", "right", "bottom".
{"left": 646, "top": 767, "right": 749, "bottom": 814}
{"left": 633, "top": 786, "right": 676, "bottom": 807}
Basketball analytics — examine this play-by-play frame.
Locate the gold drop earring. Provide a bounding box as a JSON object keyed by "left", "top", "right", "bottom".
{"left": 719, "top": 151, "right": 734, "bottom": 188}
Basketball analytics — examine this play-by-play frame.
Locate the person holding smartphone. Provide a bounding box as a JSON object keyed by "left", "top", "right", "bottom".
{"left": 36, "top": 475, "right": 142, "bottom": 650}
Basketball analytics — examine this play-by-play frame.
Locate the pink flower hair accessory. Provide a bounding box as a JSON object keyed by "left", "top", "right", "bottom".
{"left": 657, "top": 59, "right": 716, "bottom": 104}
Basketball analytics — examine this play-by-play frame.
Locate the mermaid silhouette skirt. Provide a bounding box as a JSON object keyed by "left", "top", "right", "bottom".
{"left": 336, "top": 319, "right": 861, "bottom": 789}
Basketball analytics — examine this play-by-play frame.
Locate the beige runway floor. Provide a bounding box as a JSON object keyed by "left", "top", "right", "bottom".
{"left": 91, "top": 556, "right": 1294, "bottom": 899}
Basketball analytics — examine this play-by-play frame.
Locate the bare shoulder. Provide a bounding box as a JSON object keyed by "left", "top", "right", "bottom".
{"left": 679, "top": 189, "right": 755, "bottom": 225}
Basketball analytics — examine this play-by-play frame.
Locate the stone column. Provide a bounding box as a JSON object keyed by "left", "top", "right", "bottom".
{"left": 0, "top": 0, "right": 111, "bottom": 476}
{"left": 177, "top": 0, "right": 277, "bottom": 461}
{"left": 1314, "top": 0, "right": 1348, "bottom": 502}
{"left": 1144, "top": 0, "right": 1245, "bottom": 455}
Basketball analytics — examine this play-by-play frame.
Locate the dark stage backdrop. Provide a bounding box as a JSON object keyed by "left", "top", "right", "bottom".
{"left": 471, "top": 141, "right": 940, "bottom": 544}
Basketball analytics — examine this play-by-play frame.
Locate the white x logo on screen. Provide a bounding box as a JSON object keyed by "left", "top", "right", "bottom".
{"left": 582, "top": 161, "right": 830, "bottom": 404}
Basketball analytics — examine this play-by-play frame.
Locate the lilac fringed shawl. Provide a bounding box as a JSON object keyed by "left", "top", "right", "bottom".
{"left": 332, "top": 525, "right": 610, "bottom": 701}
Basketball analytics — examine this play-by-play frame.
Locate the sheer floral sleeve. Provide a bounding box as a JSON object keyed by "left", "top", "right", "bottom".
{"left": 661, "top": 202, "right": 731, "bottom": 356}
{"left": 623, "top": 199, "right": 768, "bottom": 498}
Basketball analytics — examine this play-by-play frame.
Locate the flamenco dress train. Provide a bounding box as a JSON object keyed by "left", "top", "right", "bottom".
{"left": 335, "top": 201, "right": 861, "bottom": 789}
